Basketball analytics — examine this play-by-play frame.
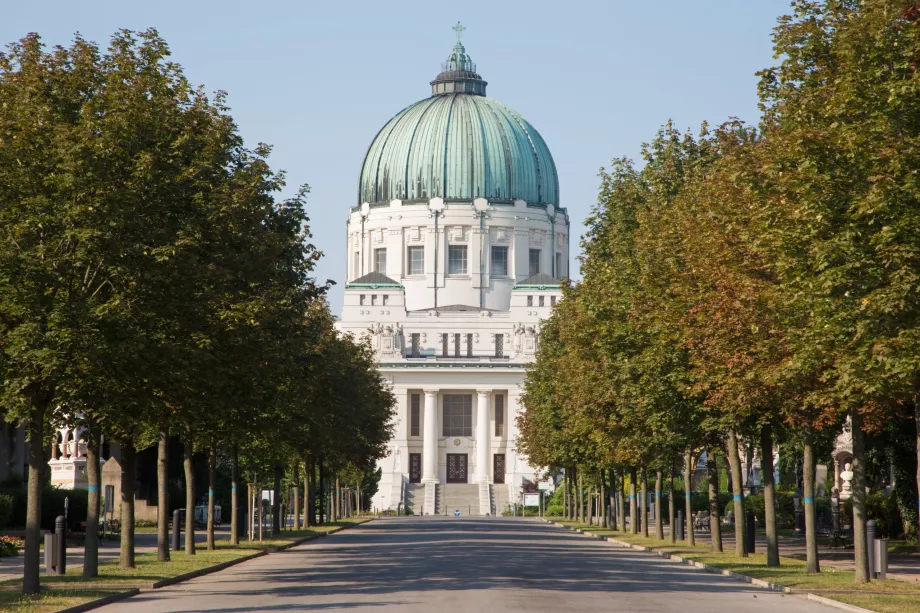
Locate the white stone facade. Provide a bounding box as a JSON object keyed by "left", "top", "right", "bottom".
{"left": 336, "top": 197, "right": 568, "bottom": 513}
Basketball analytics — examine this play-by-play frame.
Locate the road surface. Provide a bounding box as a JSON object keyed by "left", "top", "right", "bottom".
{"left": 98, "top": 517, "right": 835, "bottom": 613}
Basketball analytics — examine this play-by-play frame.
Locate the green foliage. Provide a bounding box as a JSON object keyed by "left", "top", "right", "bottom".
{"left": 0, "top": 494, "right": 12, "bottom": 529}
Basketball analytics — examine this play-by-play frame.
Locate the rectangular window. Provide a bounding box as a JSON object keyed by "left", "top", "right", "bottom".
{"left": 491, "top": 246, "right": 508, "bottom": 277}
{"left": 454, "top": 333, "right": 460, "bottom": 357}
{"left": 529, "top": 249, "right": 541, "bottom": 276}
{"left": 495, "top": 334, "right": 504, "bottom": 358}
{"left": 374, "top": 248, "right": 387, "bottom": 273}
{"left": 539, "top": 295, "right": 545, "bottom": 307}
{"left": 555, "top": 252, "right": 563, "bottom": 278}
{"left": 371, "top": 294, "right": 377, "bottom": 306}
{"left": 495, "top": 394, "right": 505, "bottom": 437}
{"left": 551, "top": 295, "right": 557, "bottom": 306}
{"left": 411, "top": 333, "right": 420, "bottom": 358}
{"left": 408, "top": 246, "right": 424, "bottom": 275}
{"left": 466, "top": 333, "right": 473, "bottom": 357}
{"left": 448, "top": 245, "right": 468, "bottom": 275}
{"left": 441, "top": 333, "right": 448, "bottom": 357}
{"left": 442, "top": 394, "right": 473, "bottom": 437}
{"left": 359, "top": 294, "right": 366, "bottom": 306}
{"left": 527, "top": 295, "right": 533, "bottom": 307}
{"left": 410, "top": 394, "right": 420, "bottom": 437}
{"left": 382, "top": 294, "right": 389, "bottom": 305}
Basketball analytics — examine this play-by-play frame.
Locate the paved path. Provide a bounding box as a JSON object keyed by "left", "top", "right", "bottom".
{"left": 0, "top": 529, "right": 230, "bottom": 582}
{"left": 97, "top": 517, "right": 834, "bottom": 613}
{"left": 626, "top": 518, "right": 920, "bottom": 584}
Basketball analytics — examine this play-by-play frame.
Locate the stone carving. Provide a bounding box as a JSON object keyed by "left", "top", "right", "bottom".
{"left": 840, "top": 462, "right": 854, "bottom": 500}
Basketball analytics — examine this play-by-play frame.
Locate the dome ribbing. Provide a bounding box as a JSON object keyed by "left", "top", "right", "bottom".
{"left": 357, "top": 25, "right": 558, "bottom": 207}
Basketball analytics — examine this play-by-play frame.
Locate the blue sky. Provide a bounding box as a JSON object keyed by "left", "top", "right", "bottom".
{"left": 4, "top": 0, "right": 793, "bottom": 314}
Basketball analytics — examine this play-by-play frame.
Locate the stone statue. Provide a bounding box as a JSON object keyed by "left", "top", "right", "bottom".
{"left": 840, "top": 462, "right": 854, "bottom": 499}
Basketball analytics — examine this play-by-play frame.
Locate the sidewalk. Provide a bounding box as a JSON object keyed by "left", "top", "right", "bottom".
{"left": 616, "top": 518, "right": 920, "bottom": 584}
{"left": 0, "top": 529, "right": 230, "bottom": 582}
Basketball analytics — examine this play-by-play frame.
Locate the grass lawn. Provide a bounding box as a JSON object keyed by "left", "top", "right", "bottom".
{"left": 0, "top": 589, "right": 123, "bottom": 613}
{"left": 0, "top": 519, "right": 367, "bottom": 613}
{"left": 549, "top": 520, "right": 920, "bottom": 613}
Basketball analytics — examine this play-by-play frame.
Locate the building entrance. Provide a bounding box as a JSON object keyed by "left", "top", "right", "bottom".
{"left": 446, "top": 454, "right": 468, "bottom": 483}
{"left": 409, "top": 453, "right": 422, "bottom": 483}
{"left": 493, "top": 454, "right": 505, "bottom": 484}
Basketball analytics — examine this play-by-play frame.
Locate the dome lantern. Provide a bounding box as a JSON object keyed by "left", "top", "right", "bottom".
{"left": 430, "top": 22, "right": 487, "bottom": 96}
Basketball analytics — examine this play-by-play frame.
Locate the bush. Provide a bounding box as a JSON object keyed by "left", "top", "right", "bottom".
{"left": 0, "top": 535, "right": 24, "bottom": 557}
{"left": 0, "top": 485, "right": 88, "bottom": 532}
{"left": 545, "top": 504, "right": 563, "bottom": 516}
{"left": 135, "top": 519, "right": 157, "bottom": 528}
{"left": 842, "top": 492, "right": 902, "bottom": 538}
{"left": 0, "top": 494, "right": 12, "bottom": 529}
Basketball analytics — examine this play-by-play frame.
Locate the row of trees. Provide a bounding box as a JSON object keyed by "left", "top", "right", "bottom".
{"left": 0, "top": 30, "right": 394, "bottom": 594}
{"left": 518, "top": 0, "right": 920, "bottom": 583}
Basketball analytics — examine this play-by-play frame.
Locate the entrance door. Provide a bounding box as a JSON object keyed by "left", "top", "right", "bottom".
{"left": 409, "top": 453, "right": 422, "bottom": 483}
{"left": 493, "top": 454, "right": 505, "bottom": 484}
{"left": 446, "top": 454, "right": 468, "bottom": 483}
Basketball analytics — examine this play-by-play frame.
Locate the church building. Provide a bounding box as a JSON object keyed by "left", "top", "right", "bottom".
{"left": 336, "top": 25, "right": 568, "bottom": 515}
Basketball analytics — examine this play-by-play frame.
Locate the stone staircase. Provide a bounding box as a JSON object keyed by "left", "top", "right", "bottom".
{"left": 439, "top": 483, "right": 482, "bottom": 516}
{"left": 405, "top": 483, "right": 425, "bottom": 515}
{"left": 491, "top": 484, "right": 511, "bottom": 516}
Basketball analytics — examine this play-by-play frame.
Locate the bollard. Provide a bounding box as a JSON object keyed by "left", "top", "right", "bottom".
{"left": 875, "top": 537, "right": 888, "bottom": 580}
{"left": 172, "top": 509, "right": 182, "bottom": 552}
{"left": 676, "top": 510, "right": 685, "bottom": 541}
{"left": 44, "top": 533, "right": 55, "bottom": 574}
{"left": 54, "top": 515, "right": 66, "bottom": 575}
{"left": 866, "top": 520, "right": 877, "bottom": 580}
{"left": 745, "top": 512, "right": 756, "bottom": 554}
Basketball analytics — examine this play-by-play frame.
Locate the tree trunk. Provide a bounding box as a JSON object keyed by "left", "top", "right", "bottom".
{"left": 851, "top": 407, "right": 869, "bottom": 583}
{"left": 207, "top": 442, "right": 216, "bottom": 550}
{"left": 802, "top": 427, "right": 818, "bottom": 572}
{"left": 761, "top": 427, "right": 779, "bottom": 566}
{"left": 609, "top": 468, "right": 618, "bottom": 530}
{"left": 669, "top": 463, "right": 676, "bottom": 544}
{"left": 293, "top": 460, "right": 301, "bottom": 530}
{"left": 640, "top": 467, "right": 648, "bottom": 537}
{"left": 22, "top": 404, "right": 45, "bottom": 595}
{"left": 273, "top": 465, "right": 282, "bottom": 534}
{"left": 727, "top": 431, "right": 746, "bottom": 557}
{"left": 707, "top": 450, "right": 723, "bottom": 553}
{"left": 683, "top": 449, "right": 695, "bottom": 546}
{"left": 230, "top": 444, "right": 239, "bottom": 545}
{"left": 600, "top": 475, "right": 607, "bottom": 528}
{"left": 577, "top": 469, "right": 584, "bottom": 523}
{"left": 305, "top": 455, "right": 312, "bottom": 527}
{"left": 318, "top": 457, "right": 325, "bottom": 525}
{"left": 914, "top": 379, "right": 920, "bottom": 548}
{"left": 184, "top": 431, "right": 196, "bottom": 555}
{"left": 617, "top": 468, "right": 626, "bottom": 532}
{"left": 119, "top": 438, "right": 136, "bottom": 568}
{"left": 84, "top": 427, "right": 102, "bottom": 576}
{"left": 629, "top": 467, "right": 638, "bottom": 534}
{"left": 562, "top": 470, "right": 567, "bottom": 519}
{"left": 156, "top": 425, "right": 170, "bottom": 562}
{"left": 655, "top": 470, "right": 664, "bottom": 540}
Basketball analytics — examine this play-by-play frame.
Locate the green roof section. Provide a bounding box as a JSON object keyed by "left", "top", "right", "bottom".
{"left": 357, "top": 26, "right": 558, "bottom": 207}
{"left": 345, "top": 272, "right": 404, "bottom": 289}
{"left": 513, "top": 272, "right": 562, "bottom": 290}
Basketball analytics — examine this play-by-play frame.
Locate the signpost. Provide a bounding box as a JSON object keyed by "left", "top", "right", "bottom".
{"left": 523, "top": 492, "right": 541, "bottom": 517}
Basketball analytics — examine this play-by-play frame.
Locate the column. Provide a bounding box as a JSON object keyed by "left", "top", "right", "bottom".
{"left": 422, "top": 390, "right": 438, "bottom": 482}
{"left": 476, "top": 390, "right": 491, "bottom": 483}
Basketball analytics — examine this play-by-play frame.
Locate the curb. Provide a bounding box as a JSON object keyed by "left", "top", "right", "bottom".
{"left": 541, "top": 520, "right": 878, "bottom": 613}
{"left": 806, "top": 594, "right": 876, "bottom": 613}
{"left": 54, "top": 588, "right": 140, "bottom": 613}
{"left": 151, "top": 551, "right": 267, "bottom": 589}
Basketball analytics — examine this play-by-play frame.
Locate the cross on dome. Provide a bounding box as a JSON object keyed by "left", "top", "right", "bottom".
{"left": 453, "top": 22, "right": 465, "bottom": 43}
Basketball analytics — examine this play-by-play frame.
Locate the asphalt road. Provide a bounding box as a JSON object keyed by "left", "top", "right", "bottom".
{"left": 98, "top": 517, "right": 835, "bottom": 613}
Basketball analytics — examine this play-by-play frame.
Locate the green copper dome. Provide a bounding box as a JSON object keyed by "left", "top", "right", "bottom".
{"left": 358, "top": 26, "right": 558, "bottom": 207}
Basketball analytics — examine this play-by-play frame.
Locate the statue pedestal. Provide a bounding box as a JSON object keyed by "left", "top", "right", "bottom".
{"left": 49, "top": 457, "right": 89, "bottom": 489}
